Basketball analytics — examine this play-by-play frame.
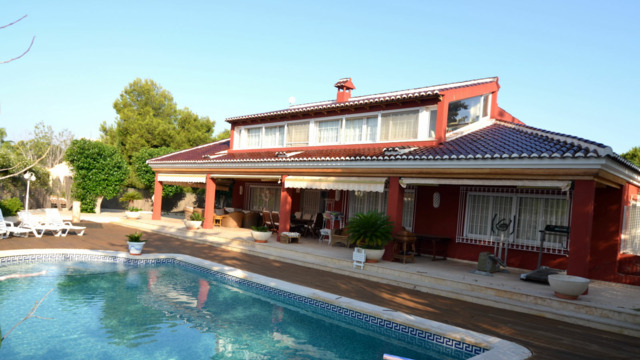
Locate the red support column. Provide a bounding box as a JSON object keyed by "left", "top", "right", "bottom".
{"left": 278, "top": 176, "right": 291, "bottom": 241}
{"left": 385, "top": 177, "right": 405, "bottom": 261}
{"left": 203, "top": 176, "right": 216, "bottom": 229}
{"left": 152, "top": 174, "right": 163, "bottom": 220}
{"left": 567, "top": 180, "right": 596, "bottom": 277}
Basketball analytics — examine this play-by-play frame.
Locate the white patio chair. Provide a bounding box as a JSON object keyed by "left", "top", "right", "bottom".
{"left": 0, "top": 209, "right": 31, "bottom": 238}
{"left": 45, "top": 208, "right": 86, "bottom": 236}
{"left": 18, "top": 210, "right": 62, "bottom": 238}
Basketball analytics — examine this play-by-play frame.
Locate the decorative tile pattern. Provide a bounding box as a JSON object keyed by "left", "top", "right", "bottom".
{"left": 1, "top": 253, "right": 487, "bottom": 357}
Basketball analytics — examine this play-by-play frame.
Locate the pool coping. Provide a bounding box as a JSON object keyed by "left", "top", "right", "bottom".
{"left": 0, "top": 249, "right": 532, "bottom": 360}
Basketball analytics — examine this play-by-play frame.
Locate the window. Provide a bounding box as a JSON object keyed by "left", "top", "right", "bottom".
{"left": 263, "top": 125, "right": 284, "bottom": 148}
{"left": 316, "top": 119, "right": 340, "bottom": 144}
{"left": 245, "top": 127, "right": 261, "bottom": 148}
{"left": 286, "top": 122, "right": 309, "bottom": 147}
{"left": 447, "top": 94, "right": 491, "bottom": 132}
{"left": 344, "top": 116, "right": 377, "bottom": 143}
{"left": 461, "top": 189, "right": 570, "bottom": 250}
{"left": 380, "top": 110, "right": 419, "bottom": 141}
{"left": 622, "top": 203, "right": 640, "bottom": 255}
{"left": 428, "top": 110, "right": 437, "bottom": 138}
{"left": 248, "top": 185, "right": 281, "bottom": 211}
{"left": 347, "top": 188, "right": 416, "bottom": 231}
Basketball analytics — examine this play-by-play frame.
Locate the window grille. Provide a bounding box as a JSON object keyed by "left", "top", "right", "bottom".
{"left": 302, "top": 189, "right": 323, "bottom": 215}
{"left": 347, "top": 188, "right": 415, "bottom": 231}
{"left": 457, "top": 186, "right": 572, "bottom": 255}
{"left": 247, "top": 184, "right": 281, "bottom": 211}
{"left": 621, "top": 203, "right": 640, "bottom": 255}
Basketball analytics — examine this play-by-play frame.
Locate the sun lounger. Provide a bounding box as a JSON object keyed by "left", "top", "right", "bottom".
{"left": 18, "top": 210, "right": 63, "bottom": 238}
{"left": 0, "top": 209, "right": 31, "bottom": 238}
{"left": 45, "top": 209, "right": 86, "bottom": 236}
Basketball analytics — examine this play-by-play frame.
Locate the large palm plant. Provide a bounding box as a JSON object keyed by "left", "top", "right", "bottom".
{"left": 347, "top": 211, "right": 393, "bottom": 249}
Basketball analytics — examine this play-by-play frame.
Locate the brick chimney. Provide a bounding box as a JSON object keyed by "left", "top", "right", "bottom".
{"left": 335, "top": 78, "right": 355, "bottom": 103}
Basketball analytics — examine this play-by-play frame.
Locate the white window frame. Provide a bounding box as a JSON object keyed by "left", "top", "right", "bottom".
{"left": 621, "top": 202, "right": 640, "bottom": 255}
{"left": 446, "top": 93, "right": 492, "bottom": 133}
{"left": 235, "top": 106, "right": 437, "bottom": 149}
{"left": 346, "top": 188, "right": 416, "bottom": 231}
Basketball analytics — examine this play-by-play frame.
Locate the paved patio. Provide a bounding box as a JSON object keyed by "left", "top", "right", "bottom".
{"left": 1, "top": 209, "right": 639, "bottom": 359}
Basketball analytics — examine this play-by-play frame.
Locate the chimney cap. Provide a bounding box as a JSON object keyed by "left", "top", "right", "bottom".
{"left": 334, "top": 78, "right": 355, "bottom": 90}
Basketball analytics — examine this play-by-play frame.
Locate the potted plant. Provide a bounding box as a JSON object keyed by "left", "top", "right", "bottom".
{"left": 185, "top": 212, "right": 204, "bottom": 230}
{"left": 120, "top": 190, "right": 144, "bottom": 219}
{"left": 347, "top": 211, "right": 393, "bottom": 263}
{"left": 251, "top": 225, "right": 271, "bottom": 243}
{"left": 126, "top": 232, "right": 146, "bottom": 255}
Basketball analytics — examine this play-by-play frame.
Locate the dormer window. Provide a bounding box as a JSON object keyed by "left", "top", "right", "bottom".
{"left": 447, "top": 94, "right": 491, "bottom": 132}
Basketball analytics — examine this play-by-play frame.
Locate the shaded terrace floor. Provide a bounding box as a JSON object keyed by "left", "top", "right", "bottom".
{"left": 1, "top": 210, "right": 639, "bottom": 359}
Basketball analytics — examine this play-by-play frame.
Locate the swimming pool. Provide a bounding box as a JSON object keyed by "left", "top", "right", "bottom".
{"left": 0, "top": 250, "right": 530, "bottom": 359}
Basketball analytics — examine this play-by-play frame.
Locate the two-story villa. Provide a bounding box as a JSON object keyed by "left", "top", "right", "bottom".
{"left": 147, "top": 77, "right": 640, "bottom": 285}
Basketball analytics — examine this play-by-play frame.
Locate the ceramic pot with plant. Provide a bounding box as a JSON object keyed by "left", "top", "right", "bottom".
{"left": 185, "top": 212, "right": 204, "bottom": 230}
{"left": 120, "top": 190, "right": 144, "bottom": 219}
{"left": 126, "top": 232, "right": 146, "bottom": 255}
{"left": 347, "top": 211, "right": 393, "bottom": 263}
{"left": 251, "top": 225, "right": 271, "bottom": 243}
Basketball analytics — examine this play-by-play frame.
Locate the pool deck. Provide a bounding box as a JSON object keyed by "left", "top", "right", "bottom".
{"left": 1, "top": 210, "right": 639, "bottom": 359}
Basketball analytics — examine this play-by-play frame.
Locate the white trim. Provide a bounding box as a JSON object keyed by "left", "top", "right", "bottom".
{"left": 158, "top": 174, "right": 207, "bottom": 183}
{"left": 208, "top": 174, "right": 281, "bottom": 181}
{"left": 400, "top": 178, "right": 572, "bottom": 191}
{"left": 285, "top": 176, "right": 387, "bottom": 192}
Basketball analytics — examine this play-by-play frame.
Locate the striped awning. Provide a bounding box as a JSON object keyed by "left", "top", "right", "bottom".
{"left": 157, "top": 174, "right": 207, "bottom": 184}
{"left": 285, "top": 176, "right": 387, "bottom": 192}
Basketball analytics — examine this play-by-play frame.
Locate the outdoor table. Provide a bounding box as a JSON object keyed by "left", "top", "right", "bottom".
{"left": 415, "top": 234, "right": 450, "bottom": 261}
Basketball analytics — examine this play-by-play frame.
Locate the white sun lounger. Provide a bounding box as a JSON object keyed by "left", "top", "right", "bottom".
{"left": 0, "top": 209, "right": 31, "bottom": 238}
{"left": 45, "top": 209, "right": 86, "bottom": 236}
{"left": 18, "top": 210, "right": 63, "bottom": 238}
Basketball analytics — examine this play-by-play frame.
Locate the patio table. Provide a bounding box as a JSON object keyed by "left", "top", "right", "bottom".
{"left": 415, "top": 234, "right": 450, "bottom": 261}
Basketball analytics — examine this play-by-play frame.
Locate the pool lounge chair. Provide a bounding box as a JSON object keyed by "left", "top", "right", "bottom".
{"left": 17, "top": 210, "right": 62, "bottom": 238}
{"left": 45, "top": 208, "right": 86, "bottom": 236}
{"left": 0, "top": 209, "right": 31, "bottom": 238}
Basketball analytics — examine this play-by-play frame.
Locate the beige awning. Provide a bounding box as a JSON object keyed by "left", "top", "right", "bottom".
{"left": 399, "top": 178, "right": 572, "bottom": 191}
{"left": 158, "top": 174, "right": 207, "bottom": 184}
{"left": 285, "top": 176, "right": 387, "bottom": 192}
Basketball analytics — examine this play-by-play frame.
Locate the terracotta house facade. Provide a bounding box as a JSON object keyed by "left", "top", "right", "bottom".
{"left": 148, "top": 77, "right": 640, "bottom": 285}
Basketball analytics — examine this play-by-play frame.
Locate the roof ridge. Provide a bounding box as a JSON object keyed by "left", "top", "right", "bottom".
{"left": 494, "top": 120, "right": 613, "bottom": 155}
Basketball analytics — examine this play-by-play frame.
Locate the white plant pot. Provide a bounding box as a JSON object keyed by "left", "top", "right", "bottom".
{"left": 364, "top": 248, "right": 385, "bottom": 263}
{"left": 548, "top": 274, "right": 590, "bottom": 300}
{"left": 184, "top": 220, "right": 203, "bottom": 230}
{"left": 127, "top": 241, "right": 146, "bottom": 255}
{"left": 251, "top": 231, "right": 271, "bottom": 243}
{"left": 125, "top": 211, "right": 141, "bottom": 219}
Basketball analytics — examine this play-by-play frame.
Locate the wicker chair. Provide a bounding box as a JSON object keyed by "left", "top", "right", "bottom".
{"left": 221, "top": 211, "right": 244, "bottom": 228}
{"left": 242, "top": 211, "right": 261, "bottom": 229}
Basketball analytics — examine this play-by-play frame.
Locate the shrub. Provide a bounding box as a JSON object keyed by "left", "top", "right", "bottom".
{"left": 0, "top": 197, "right": 24, "bottom": 216}
{"left": 189, "top": 212, "right": 204, "bottom": 221}
{"left": 347, "top": 211, "right": 393, "bottom": 249}
{"left": 251, "top": 225, "right": 270, "bottom": 232}
{"left": 126, "top": 232, "right": 144, "bottom": 242}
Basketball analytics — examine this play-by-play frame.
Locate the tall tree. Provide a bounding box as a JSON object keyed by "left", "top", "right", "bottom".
{"left": 101, "top": 78, "right": 217, "bottom": 161}
{"left": 621, "top": 147, "right": 640, "bottom": 167}
{"left": 130, "top": 147, "right": 182, "bottom": 197}
{"left": 65, "top": 139, "right": 128, "bottom": 213}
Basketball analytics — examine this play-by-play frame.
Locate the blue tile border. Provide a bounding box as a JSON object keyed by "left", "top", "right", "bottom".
{"left": 0, "top": 253, "right": 486, "bottom": 358}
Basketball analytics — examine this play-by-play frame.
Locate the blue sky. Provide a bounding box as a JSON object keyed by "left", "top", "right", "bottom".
{"left": 2, "top": 1, "right": 638, "bottom": 153}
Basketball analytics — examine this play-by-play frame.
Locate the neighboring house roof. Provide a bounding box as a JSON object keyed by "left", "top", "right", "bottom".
{"left": 225, "top": 77, "right": 498, "bottom": 124}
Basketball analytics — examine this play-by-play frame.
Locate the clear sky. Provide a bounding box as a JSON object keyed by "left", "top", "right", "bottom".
{"left": 1, "top": 1, "right": 638, "bottom": 153}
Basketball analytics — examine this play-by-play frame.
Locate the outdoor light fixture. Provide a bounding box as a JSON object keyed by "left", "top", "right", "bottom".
{"left": 433, "top": 191, "right": 441, "bottom": 209}
{"left": 23, "top": 171, "right": 36, "bottom": 211}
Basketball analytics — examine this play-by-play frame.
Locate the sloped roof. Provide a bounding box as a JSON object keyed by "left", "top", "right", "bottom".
{"left": 147, "top": 139, "right": 230, "bottom": 163}
{"left": 148, "top": 121, "right": 634, "bottom": 170}
{"left": 225, "top": 77, "right": 498, "bottom": 123}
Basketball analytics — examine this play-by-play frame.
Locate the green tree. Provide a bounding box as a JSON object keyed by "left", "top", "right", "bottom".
{"left": 130, "top": 147, "right": 182, "bottom": 197}
{"left": 100, "top": 78, "right": 217, "bottom": 161}
{"left": 65, "top": 139, "right": 128, "bottom": 213}
{"left": 621, "top": 147, "right": 640, "bottom": 167}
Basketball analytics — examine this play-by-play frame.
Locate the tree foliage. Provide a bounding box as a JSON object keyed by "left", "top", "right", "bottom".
{"left": 100, "top": 78, "right": 218, "bottom": 161}
{"left": 65, "top": 139, "right": 128, "bottom": 212}
{"left": 621, "top": 147, "right": 640, "bottom": 167}
{"left": 130, "top": 147, "right": 183, "bottom": 197}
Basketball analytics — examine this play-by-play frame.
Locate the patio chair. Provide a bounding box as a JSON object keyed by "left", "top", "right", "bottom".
{"left": 45, "top": 208, "right": 86, "bottom": 236}
{"left": 271, "top": 212, "right": 280, "bottom": 231}
{"left": 17, "top": 210, "right": 63, "bottom": 238}
{"left": 310, "top": 213, "right": 324, "bottom": 237}
{"left": 262, "top": 211, "right": 274, "bottom": 231}
{"left": 0, "top": 209, "right": 30, "bottom": 238}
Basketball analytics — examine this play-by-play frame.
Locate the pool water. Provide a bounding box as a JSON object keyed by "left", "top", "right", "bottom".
{"left": 0, "top": 259, "right": 475, "bottom": 360}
